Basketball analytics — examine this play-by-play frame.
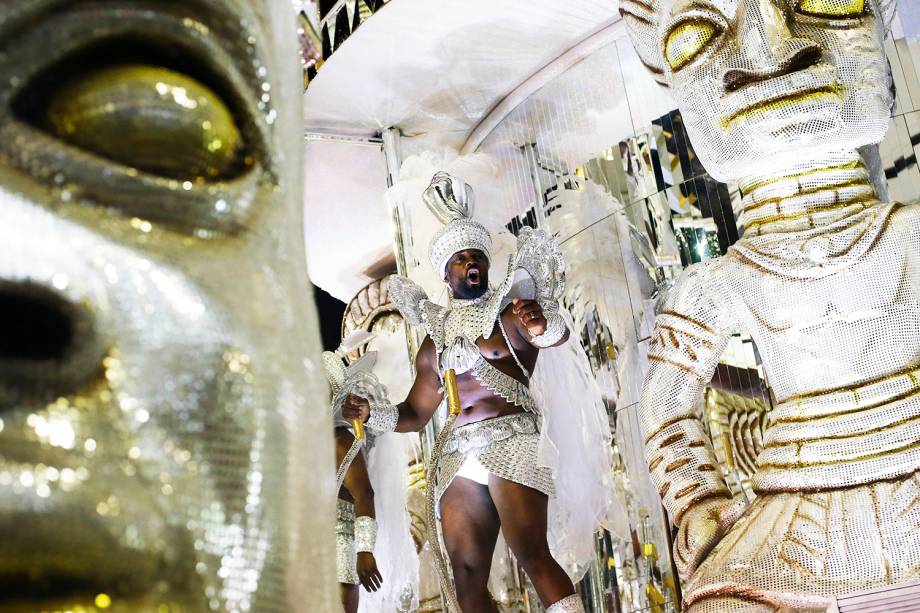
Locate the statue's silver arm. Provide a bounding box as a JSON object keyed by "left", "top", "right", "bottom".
{"left": 639, "top": 262, "right": 735, "bottom": 525}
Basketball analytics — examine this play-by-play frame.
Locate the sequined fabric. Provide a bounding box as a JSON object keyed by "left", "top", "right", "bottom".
{"left": 435, "top": 413, "right": 554, "bottom": 503}
{"left": 685, "top": 472, "right": 920, "bottom": 611}
{"left": 619, "top": 0, "right": 897, "bottom": 183}
{"left": 423, "top": 172, "right": 492, "bottom": 277}
{"left": 336, "top": 500, "right": 359, "bottom": 585}
{"left": 546, "top": 593, "right": 585, "bottom": 613}
{"left": 471, "top": 358, "right": 537, "bottom": 413}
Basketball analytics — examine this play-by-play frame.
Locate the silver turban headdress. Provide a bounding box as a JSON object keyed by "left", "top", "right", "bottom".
{"left": 424, "top": 171, "right": 492, "bottom": 277}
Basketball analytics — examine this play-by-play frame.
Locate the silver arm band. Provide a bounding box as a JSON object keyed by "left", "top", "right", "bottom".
{"left": 530, "top": 311, "right": 566, "bottom": 348}
{"left": 366, "top": 400, "right": 399, "bottom": 434}
{"left": 354, "top": 516, "right": 378, "bottom": 553}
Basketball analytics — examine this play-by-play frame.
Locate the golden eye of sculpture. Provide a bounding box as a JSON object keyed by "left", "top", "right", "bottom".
{"left": 795, "top": 0, "right": 865, "bottom": 18}
{"left": 664, "top": 21, "right": 720, "bottom": 72}
{"left": 44, "top": 64, "right": 244, "bottom": 182}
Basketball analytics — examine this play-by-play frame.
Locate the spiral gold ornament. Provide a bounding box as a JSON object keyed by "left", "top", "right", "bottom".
{"left": 45, "top": 64, "right": 243, "bottom": 181}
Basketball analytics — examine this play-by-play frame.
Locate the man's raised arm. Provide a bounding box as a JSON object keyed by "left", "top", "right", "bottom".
{"left": 341, "top": 336, "right": 443, "bottom": 433}
{"left": 504, "top": 298, "right": 570, "bottom": 350}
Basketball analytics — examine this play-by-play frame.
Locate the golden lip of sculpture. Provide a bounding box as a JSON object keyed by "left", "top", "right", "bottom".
{"left": 721, "top": 84, "right": 844, "bottom": 129}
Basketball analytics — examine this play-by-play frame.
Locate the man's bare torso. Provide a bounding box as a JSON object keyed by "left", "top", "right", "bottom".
{"left": 422, "top": 303, "right": 537, "bottom": 427}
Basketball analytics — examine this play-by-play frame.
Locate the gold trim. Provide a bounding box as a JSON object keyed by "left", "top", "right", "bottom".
{"left": 740, "top": 177, "right": 870, "bottom": 215}
{"left": 759, "top": 439, "right": 920, "bottom": 469}
{"left": 674, "top": 482, "right": 701, "bottom": 499}
{"left": 658, "top": 324, "right": 715, "bottom": 348}
{"left": 665, "top": 457, "right": 693, "bottom": 473}
{"left": 660, "top": 310, "right": 717, "bottom": 334}
{"left": 660, "top": 432, "right": 687, "bottom": 447}
{"left": 741, "top": 160, "right": 862, "bottom": 194}
{"left": 869, "top": 485, "right": 893, "bottom": 583}
{"left": 776, "top": 362, "right": 920, "bottom": 406}
{"left": 744, "top": 195, "right": 877, "bottom": 231}
{"left": 644, "top": 414, "right": 698, "bottom": 444}
{"left": 765, "top": 407, "right": 920, "bottom": 447}
{"left": 723, "top": 85, "right": 844, "bottom": 129}
{"left": 648, "top": 353, "right": 704, "bottom": 376}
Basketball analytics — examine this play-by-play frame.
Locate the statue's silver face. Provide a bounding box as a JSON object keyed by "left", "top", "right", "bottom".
{"left": 629, "top": 0, "right": 892, "bottom": 181}
{"left": 0, "top": 1, "right": 332, "bottom": 612}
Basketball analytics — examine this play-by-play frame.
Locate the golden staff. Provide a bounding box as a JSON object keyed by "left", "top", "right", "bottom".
{"left": 426, "top": 368, "right": 463, "bottom": 612}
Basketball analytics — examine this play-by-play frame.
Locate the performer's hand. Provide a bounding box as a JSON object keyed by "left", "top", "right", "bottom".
{"left": 512, "top": 298, "right": 547, "bottom": 337}
{"left": 341, "top": 394, "right": 370, "bottom": 422}
{"left": 673, "top": 496, "right": 745, "bottom": 579}
{"left": 357, "top": 552, "right": 382, "bottom": 592}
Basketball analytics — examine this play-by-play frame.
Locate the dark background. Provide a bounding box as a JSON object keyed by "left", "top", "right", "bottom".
{"left": 313, "top": 285, "right": 346, "bottom": 351}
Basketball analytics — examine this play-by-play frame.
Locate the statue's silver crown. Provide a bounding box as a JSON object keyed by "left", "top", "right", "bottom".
{"left": 424, "top": 171, "right": 492, "bottom": 277}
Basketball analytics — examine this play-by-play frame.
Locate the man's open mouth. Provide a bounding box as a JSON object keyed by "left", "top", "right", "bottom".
{"left": 466, "top": 268, "right": 481, "bottom": 285}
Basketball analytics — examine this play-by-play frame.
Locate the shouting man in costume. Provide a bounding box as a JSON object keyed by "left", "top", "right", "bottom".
{"left": 342, "top": 171, "right": 610, "bottom": 612}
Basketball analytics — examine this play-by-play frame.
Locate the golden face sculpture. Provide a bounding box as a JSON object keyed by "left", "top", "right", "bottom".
{"left": 621, "top": 0, "right": 895, "bottom": 181}
{"left": 0, "top": 1, "right": 334, "bottom": 612}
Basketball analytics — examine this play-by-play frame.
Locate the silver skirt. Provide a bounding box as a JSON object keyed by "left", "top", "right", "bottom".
{"left": 435, "top": 412, "right": 554, "bottom": 503}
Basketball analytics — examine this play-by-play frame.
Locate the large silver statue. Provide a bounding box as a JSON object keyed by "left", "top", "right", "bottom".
{"left": 620, "top": 0, "right": 919, "bottom": 610}
{"left": 0, "top": 1, "right": 335, "bottom": 611}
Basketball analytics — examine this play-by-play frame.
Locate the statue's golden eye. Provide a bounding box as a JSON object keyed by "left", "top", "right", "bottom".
{"left": 795, "top": 0, "right": 865, "bottom": 18}
{"left": 44, "top": 65, "right": 244, "bottom": 182}
{"left": 664, "top": 21, "right": 720, "bottom": 72}
{"left": 12, "top": 40, "right": 253, "bottom": 184}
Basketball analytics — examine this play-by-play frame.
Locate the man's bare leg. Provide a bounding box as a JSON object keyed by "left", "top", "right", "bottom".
{"left": 441, "top": 476, "right": 501, "bottom": 613}
{"left": 488, "top": 475, "right": 576, "bottom": 607}
{"left": 339, "top": 583, "right": 358, "bottom": 613}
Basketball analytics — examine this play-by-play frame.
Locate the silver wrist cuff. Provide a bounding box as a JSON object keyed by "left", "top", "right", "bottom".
{"left": 366, "top": 401, "right": 398, "bottom": 434}
{"left": 531, "top": 311, "right": 566, "bottom": 348}
{"left": 354, "top": 516, "right": 377, "bottom": 553}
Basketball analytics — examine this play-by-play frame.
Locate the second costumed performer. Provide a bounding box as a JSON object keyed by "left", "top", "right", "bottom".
{"left": 342, "top": 171, "right": 613, "bottom": 612}
{"left": 324, "top": 333, "right": 419, "bottom": 613}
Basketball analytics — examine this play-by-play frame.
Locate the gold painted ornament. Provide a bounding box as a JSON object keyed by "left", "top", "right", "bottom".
{"left": 46, "top": 64, "right": 243, "bottom": 181}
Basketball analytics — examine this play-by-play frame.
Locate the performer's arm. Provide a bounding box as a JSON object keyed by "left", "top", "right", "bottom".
{"left": 505, "top": 298, "right": 570, "bottom": 350}
{"left": 335, "top": 428, "right": 383, "bottom": 592}
{"left": 639, "top": 261, "right": 743, "bottom": 579}
{"left": 341, "top": 336, "right": 444, "bottom": 433}
{"left": 392, "top": 336, "right": 444, "bottom": 432}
